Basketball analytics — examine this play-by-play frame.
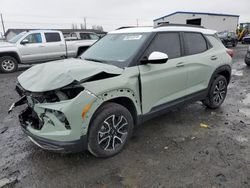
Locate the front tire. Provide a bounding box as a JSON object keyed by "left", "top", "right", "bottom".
{"left": 202, "top": 75, "right": 228, "bottom": 109}
{"left": 0, "top": 56, "right": 18, "bottom": 73}
{"left": 88, "top": 103, "right": 134, "bottom": 158}
{"left": 245, "top": 59, "right": 250, "bottom": 66}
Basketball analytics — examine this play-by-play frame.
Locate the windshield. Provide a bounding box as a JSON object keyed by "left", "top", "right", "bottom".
{"left": 8, "top": 32, "right": 26, "bottom": 43}
{"left": 81, "top": 33, "right": 150, "bottom": 68}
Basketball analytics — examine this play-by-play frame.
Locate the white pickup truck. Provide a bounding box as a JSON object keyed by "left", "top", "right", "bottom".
{"left": 65, "top": 31, "right": 101, "bottom": 41}
{"left": 0, "top": 30, "right": 97, "bottom": 73}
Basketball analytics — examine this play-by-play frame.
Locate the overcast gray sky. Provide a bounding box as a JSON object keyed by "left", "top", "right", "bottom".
{"left": 0, "top": 0, "right": 249, "bottom": 34}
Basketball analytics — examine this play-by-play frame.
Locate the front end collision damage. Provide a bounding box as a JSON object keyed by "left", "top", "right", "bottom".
{"left": 9, "top": 55, "right": 142, "bottom": 152}
{"left": 15, "top": 85, "right": 98, "bottom": 152}
{"left": 11, "top": 66, "right": 141, "bottom": 153}
{"left": 16, "top": 88, "right": 140, "bottom": 152}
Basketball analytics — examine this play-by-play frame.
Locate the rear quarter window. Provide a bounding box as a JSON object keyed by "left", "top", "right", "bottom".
{"left": 45, "top": 33, "right": 61, "bottom": 42}
{"left": 184, "top": 32, "right": 208, "bottom": 55}
{"left": 206, "top": 35, "right": 226, "bottom": 49}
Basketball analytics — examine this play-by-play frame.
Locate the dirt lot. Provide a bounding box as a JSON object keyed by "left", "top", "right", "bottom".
{"left": 0, "top": 45, "right": 250, "bottom": 188}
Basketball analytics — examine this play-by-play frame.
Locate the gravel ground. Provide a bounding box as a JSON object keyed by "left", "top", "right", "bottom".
{"left": 0, "top": 45, "right": 250, "bottom": 188}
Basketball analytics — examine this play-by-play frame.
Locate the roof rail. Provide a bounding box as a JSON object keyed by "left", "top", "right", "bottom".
{"left": 116, "top": 26, "right": 153, "bottom": 30}
{"left": 116, "top": 26, "right": 137, "bottom": 30}
{"left": 155, "top": 23, "right": 205, "bottom": 29}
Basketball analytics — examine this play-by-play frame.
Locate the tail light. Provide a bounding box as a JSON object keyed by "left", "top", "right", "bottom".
{"left": 226, "top": 48, "right": 234, "bottom": 58}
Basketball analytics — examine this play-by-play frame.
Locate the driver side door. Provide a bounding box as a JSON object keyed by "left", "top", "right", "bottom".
{"left": 139, "top": 32, "right": 188, "bottom": 114}
{"left": 18, "top": 33, "right": 46, "bottom": 63}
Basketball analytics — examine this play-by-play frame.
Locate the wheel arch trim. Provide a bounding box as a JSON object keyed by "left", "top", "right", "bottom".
{"left": 0, "top": 51, "right": 21, "bottom": 64}
{"left": 208, "top": 64, "right": 231, "bottom": 88}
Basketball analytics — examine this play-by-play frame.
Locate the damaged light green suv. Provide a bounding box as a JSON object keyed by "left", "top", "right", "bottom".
{"left": 10, "top": 25, "right": 233, "bottom": 157}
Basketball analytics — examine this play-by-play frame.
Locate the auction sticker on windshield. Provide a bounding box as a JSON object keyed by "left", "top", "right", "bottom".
{"left": 123, "top": 35, "right": 142, "bottom": 40}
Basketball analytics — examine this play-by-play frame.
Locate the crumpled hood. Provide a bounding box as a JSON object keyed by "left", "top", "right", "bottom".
{"left": 0, "top": 42, "right": 15, "bottom": 48}
{"left": 18, "top": 58, "right": 123, "bottom": 92}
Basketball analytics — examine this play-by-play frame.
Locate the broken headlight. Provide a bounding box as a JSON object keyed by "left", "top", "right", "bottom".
{"left": 16, "top": 82, "right": 84, "bottom": 104}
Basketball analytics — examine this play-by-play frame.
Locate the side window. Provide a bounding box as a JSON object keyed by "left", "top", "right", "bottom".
{"left": 145, "top": 32, "right": 181, "bottom": 59}
{"left": 71, "top": 33, "right": 77, "bottom": 38}
{"left": 89, "top": 34, "right": 99, "bottom": 40}
{"left": 80, "top": 33, "right": 91, "bottom": 40}
{"left": 184, "top": 32, "right": 208, "bottom": 55}
{"left": 23, "top": 33, "right": 42, "bottom": 43}
{"left": 45, "top": 33, "right": 61, "bottom": 42}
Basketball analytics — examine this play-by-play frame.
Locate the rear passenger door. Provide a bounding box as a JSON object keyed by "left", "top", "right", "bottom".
{"left": 182, "top": 32, "right": 216, "bottom": 95}
{"left": 139, "top": 32, "right": 188, "bottom": 114}
{"left": 43, "top": 32, "right": 66, "bottom": 60}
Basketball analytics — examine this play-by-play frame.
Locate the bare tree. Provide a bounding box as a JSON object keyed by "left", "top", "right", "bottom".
{"left": 71, "top": 24, "right": 78, "bottom": 30}
{"left": 80, "top": 23, "right": 86, "bottom": 30}
{"left": 92, "top": 25, "right": 103, "bottom": 31}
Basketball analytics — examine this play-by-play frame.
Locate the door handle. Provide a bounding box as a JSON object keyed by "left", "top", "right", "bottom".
{"left": 210, "top": 55, "right": 218, "bottom": 60}
{"left": 176, "top": 62, "right": 185, "bottom": 68}
{"left": 38, "top": 45, "right": 45, "bottom": 47}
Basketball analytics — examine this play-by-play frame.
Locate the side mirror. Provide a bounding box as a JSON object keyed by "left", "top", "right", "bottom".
{"left": 20, "top": 39, "right": 29, "bottom": 45}
{"left": 142, "top": 51, "right": 168, "bottom": 64}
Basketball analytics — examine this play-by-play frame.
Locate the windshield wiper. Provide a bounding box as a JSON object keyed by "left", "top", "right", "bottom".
{"left": 84, "top": 58, "right": 105, "bottom": 63}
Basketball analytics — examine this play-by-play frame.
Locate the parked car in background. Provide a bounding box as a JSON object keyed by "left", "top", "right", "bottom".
{"left": 242, "top": 34, "right": 250, "bottom": 44}
{"left": 0, "top": 30, "right": 96, "bottom": 73}
{"left": 10, "top": 25, "right": 233, "bottom": 157}
{"left": 217, "top": 31, "right": 238, "bottom": 47}
{"left": 65, "top": 32, "right": 100, "bottom": 41}
{"left": 245, "top": 46, "right": 250, "bottom": 66}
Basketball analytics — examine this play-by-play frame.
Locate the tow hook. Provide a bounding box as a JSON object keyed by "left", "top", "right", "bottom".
{"left": 8, "top": 96, "right": 27, "bottom": 114}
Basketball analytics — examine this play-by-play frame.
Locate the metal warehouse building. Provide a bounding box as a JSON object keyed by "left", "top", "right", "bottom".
{"left": 154, "top": 11, "right": 239, "bottom": 32}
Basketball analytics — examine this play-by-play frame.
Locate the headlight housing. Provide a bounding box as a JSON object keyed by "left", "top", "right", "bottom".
{"left": 16, "top": 82, "right": 84, "bottom": 103}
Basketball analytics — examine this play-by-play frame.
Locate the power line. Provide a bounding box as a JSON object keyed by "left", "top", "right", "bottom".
{"left": 2, "top": 13, "right": 153, "bottom": 22}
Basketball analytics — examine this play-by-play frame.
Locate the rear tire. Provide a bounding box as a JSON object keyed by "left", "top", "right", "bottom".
{"left": 202, "top": 75, "right": 228, "bottom": 109}
{"left": 0, "top": 56, "right": 18, "bottom": 73}
{"left": 88, "top": 102, "right": 134, "bottom": 158}
{"left": 245, "top": 59, "right": 250, "bottom": 66}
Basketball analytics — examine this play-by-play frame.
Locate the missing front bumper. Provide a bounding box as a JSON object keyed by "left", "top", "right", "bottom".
{"left": 19, "top": 107, "right": 87, "bottom": 153}
{"left": 19, "top": 107, "right": 43, "bottom": 130}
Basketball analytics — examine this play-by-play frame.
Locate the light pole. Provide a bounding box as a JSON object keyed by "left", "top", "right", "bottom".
{"left": 0, "top": 13, "right": 6, "bottom": 37}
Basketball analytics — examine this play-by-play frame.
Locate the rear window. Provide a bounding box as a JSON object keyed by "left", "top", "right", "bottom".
{"left": 184, "top": 32, "right": 208, "bottom": 55}
{"left": 45, "top": 33, "right": 61, "bottom": 42}
{"left": 80, "top": 33, "right": 91, "bottom": 40}
{"left": 79, "top": 33, "right": 99, "bottom": 40}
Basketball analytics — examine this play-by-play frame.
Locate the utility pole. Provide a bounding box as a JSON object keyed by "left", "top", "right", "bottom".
{"left": 84, "top": 17, "right": 87, "bottom": 29}
{"left": 136, "top": 19, "right": 139, "bottom": 27}
{"left": 0, "top": 13, "right": 6, "bottom": 37}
